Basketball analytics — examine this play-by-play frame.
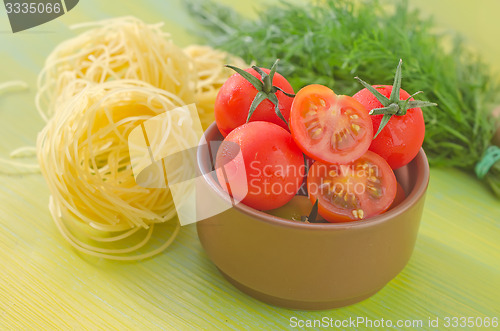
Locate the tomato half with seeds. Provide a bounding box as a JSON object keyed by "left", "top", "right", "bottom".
{"left": 290, "top": 84, "right": 373, "bottom": 164}
{"left": 307, "top": 150, "right": 397, "bottom": 222}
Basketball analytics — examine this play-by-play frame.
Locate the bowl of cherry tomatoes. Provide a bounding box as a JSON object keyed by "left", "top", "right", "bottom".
{"left": 196, "top": 60, "right": 431, "bottom": 310}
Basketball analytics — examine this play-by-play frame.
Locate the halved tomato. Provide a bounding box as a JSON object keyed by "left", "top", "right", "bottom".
{"left": 307, "top": 150, "right": 397, "bottom": 222}
{"left": 290, "top": 84, "right": 373, "bottom": 164}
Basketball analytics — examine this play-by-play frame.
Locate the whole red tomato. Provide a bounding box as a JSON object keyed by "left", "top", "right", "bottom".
{"left": 353, "top": 60, "right": 436, "bottom": 170}
{"left": 215, "top": 67, "right": 294, "bottom": 137}
{"left": 215, "top": 121, "right": 305, "bottom": 210}
{"left": 353, "top": 85, "right": 425, "bottom": 169}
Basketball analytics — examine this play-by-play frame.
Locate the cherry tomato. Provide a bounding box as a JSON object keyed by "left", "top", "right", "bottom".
{"left": 215, "top": 68, "right": 294, "bottom": 137}
{"left": 215, "top": 121, "right": 305, "bottom": 211}
{"left": 388, "top": 182, "right": 406, "bottom": 211}
{"left": 353, "top": 85, "right": 425, "bottom": 169}
{"left": 307, "top": 150, "right": 397, "bottom": 222}
{"left": 290, "top": 84, "right": 373, "bottom": 164}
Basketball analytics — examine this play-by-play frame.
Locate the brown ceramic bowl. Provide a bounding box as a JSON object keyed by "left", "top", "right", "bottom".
{"left": 196, "top": 123, "right": 429, "bottom": 310}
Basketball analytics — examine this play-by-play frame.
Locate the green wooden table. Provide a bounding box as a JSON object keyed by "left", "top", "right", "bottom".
{"left": 1, "top": 1, "right": 499, "bottom": 329}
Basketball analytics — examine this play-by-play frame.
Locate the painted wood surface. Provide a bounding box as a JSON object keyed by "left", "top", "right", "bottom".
{"left": 1, "top": 0, "right": 499, "bottom": 329}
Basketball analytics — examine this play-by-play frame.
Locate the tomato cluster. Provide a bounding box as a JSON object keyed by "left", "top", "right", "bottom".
{"left": 214, "top": 60, "right": 431, "bottom": 222}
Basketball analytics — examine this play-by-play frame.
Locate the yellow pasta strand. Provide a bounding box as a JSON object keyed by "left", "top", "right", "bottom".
{"left": 0, "top": 80, "right": 28, "bottom": 93}
{"left": 0, "top": 81, "right": 40, "bottom": 172}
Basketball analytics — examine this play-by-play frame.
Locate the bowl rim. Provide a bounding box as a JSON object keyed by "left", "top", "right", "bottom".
{"left": 197, "top": 123, "right": 430, "bottom": 230}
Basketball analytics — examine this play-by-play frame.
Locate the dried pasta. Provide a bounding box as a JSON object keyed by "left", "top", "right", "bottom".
{"left": 36, "top": 16, "right": 195, "bottom": 122}
{"left": 37, "top": 80, "right": 188, "bottom": 260}
{"left": 32, "top": 16, "right": 246, "bottom": 259}
{"left": 35, "top": 16, "right": 245, "bottom": 128}
{"left": 184, "top": 45, "right": 247, "bottom": 129}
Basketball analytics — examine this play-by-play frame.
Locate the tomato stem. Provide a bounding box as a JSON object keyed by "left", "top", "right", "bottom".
{"left": 225, "top": 59, "right": 295, "bottom": 126}
{"left": 355, "top": 59, "right": 437, "bottom": 138}
{"left": 302, "top": 199, "right": 319, "bottom": 223}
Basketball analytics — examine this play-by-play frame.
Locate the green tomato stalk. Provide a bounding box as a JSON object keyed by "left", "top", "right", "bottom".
{"left": 355, "top": 59, "right": 437, "bottom": 138}
{"left": 225, "top": 59, "right": 294, "bottom": 126}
